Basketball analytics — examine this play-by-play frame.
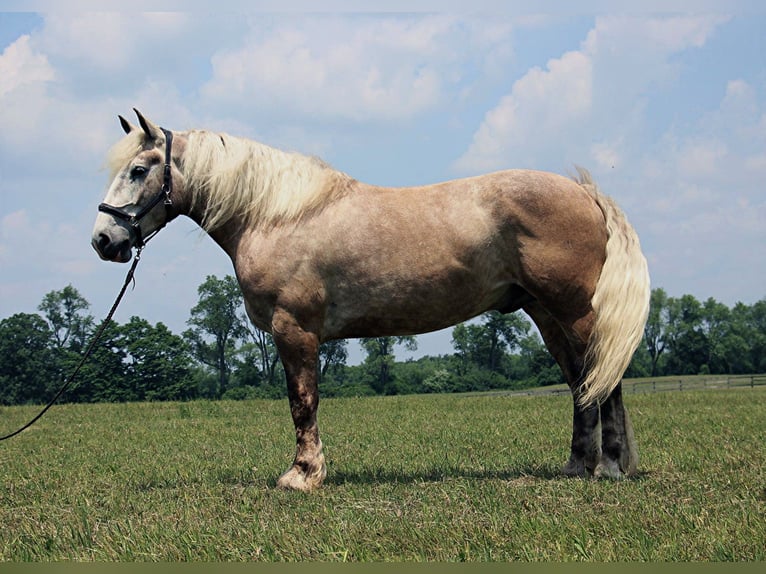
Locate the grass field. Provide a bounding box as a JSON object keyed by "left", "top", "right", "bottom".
{"left": 1, "top": 387, "right": 764, "bottom": 561}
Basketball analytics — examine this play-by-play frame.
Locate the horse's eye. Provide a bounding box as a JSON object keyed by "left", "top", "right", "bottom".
{"left": 130, "top": 165, "right": 148, "bottom": 179}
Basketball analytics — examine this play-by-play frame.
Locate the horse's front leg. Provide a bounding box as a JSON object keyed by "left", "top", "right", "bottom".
{"left": 271, "top": 309, "right": 326, "bottom": 492}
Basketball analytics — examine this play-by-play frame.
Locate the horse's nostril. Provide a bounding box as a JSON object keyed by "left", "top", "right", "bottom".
{"left": 93, "top": 231, "right": 131, "bottom": 262}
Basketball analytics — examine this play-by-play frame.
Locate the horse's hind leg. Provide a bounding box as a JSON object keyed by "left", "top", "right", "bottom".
{"left": 596, "top": 382, "right": 639, "bottom": 478}
{"left": 523, "top": 302, "right": 601, "bottom": 477}
{"left": 525, "top": 300, "right": 638, "bottom": 479}
{"left": 564, "top": 398, "right": 601, "bottom": 477}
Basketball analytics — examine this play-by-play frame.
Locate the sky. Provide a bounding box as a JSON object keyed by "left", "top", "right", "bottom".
{"left": 1, "top": 5, "right": 764, "bottom": 363}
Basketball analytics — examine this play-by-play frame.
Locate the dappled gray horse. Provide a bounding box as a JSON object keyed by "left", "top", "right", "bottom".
{"left": 92, "top": 110, "right": 650, "bottom": 491}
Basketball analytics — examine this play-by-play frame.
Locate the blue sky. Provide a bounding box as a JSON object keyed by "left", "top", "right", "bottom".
{"left": 1, "top": 7, "right": 764, "bottom": 362}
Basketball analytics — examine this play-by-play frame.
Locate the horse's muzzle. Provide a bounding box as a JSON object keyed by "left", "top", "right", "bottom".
{"left": 92, "top": 233, "right": 132, "bottom": 263}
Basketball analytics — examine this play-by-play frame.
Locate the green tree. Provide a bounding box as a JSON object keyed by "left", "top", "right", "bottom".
{"left": 665, "top": 294, "right": 707, "bottom": 375}
{"left": 319, "top": 339, "right": 348, "bottom": 384}
{"left": 360, "top": 336, "right": 417, "bottom": 395}
{"left": 744, "top": 300, "right": 766, "bottom": 373}
{"left": 184, "top": 275, "right": 247, "bottom": 397}
{"left": 719, "top": 304, "right": 754, "bottom": 374}
{"left": 232, "top": 340, "right": 286, "bottom": 399}
{"left": 64, "top": 320, "right": 127, "bottom": 403}
{"left": 452, "top": 311, "right": 530, "bottom": 374}
{"left": 725, "top": 299, "right": 766, "bottom": 374}
{"left": 0, "top": 313, "right": 60, "bottom": 405}
{"left": 644, "top": 287, "right": 669, "bottom": 376}
{"left": 699, "top": 297, "right": 733, "bottom": 373}
{"left": 120, "top": 317, "right": 197, "bottom": 401}
{"left": 643, "top": 293, "right": 766, "bottom": 377}
{"left": 239, "top": 321, "right": 281, "bottom": 387}
{"left": 625, "top": 339, "right": 652, "bottom": 378}
{"left": 38, "top": 285, "right": 93, "bottom": 351}
{"left": 514, "top": 330, "right": 564, "bottom": 387}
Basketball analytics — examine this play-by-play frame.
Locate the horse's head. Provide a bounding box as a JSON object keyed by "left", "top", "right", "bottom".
{"left": 92, "top": 109, "right": 177, "bottom": 262}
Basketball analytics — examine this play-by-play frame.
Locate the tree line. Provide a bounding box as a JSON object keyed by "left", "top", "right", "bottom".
{"left": 1, "top": 276, "right": 764, "bottom": 406}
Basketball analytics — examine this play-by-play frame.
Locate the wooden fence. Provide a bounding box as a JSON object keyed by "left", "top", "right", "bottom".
{"left": 503, "top": 374, "right": 766, "bottom": 398}
{"left": 625, "top": 374, "right": 766, "bottom": 395}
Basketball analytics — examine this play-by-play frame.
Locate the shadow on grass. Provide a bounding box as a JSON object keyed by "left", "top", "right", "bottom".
{"left": 130, "top": 464, "right": 653, "bottom": 492}
{"left": 324, "top": 464, "right": 654, "bottom": 487}
{"left": 325, "top": 464, "right": 562, "bottom": 486}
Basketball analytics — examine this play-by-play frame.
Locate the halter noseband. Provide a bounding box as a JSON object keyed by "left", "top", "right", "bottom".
{"left": 98, "top": 128, "right": 174, "bottom": 248}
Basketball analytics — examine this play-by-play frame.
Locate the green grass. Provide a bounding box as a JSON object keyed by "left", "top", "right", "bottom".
{"left": 1, "top": 388, "right": 764, "bottom": 561}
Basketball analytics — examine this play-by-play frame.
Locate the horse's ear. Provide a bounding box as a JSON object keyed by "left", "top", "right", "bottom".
{"left": 133, "top": 108, "right": 160, "bottom": 141}
{"left": 119, "top": 115, "right": 136, "bottom": 134}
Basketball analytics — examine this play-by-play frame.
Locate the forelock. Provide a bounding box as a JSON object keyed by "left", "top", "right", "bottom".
{"left": 105, "top": 131, "right": 144, "bottom": 179}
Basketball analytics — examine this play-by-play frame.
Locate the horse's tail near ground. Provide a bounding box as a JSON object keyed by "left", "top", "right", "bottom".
{"left": 575, "top": 167, "right": 650, "bottom": 407}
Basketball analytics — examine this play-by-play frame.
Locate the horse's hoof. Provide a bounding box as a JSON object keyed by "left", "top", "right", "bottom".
{"left": 562, "top": 458, "right": 590, "bottom": 478}
{"left": 276, "top": 463, "right": 327, "bottom": 492}
{"left": 593, "top": 459, "right": 625, "bottom": 480}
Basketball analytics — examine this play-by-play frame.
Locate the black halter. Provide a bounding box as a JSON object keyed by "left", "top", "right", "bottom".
{"left": 98, "top": 128, "right": 174, "bottom": 248}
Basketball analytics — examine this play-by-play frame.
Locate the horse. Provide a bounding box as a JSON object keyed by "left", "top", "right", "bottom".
{"left": 92, "top": 109, "right": 650, "bottom": 491}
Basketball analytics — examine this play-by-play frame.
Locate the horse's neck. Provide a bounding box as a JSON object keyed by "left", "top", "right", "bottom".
{"left": 178, "top": 130, "right": 350, "bottom": 257}
{"left": 185, "top": 204, "right": 244, "bottom": 261}
{"left": 177, "top": 176, "right": 245, "bottom": 261}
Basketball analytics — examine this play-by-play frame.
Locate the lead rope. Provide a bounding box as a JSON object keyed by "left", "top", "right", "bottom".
{"left": 0, "top": 247, "right": 144, "bottom": 441}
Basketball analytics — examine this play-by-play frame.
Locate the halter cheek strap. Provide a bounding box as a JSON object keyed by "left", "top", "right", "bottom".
{"left": 98, "top": 128, "right": 174, "bottom": 248}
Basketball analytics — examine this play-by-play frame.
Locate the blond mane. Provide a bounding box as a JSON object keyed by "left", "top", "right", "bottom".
{"left": 106, "top": 130, "right": 145, "bottom": 180}
{"left": 106, "top": 129, "right": 354, "bottom": 231}
{"left": 183, "top": 131, "right": 353, "bottom": 231}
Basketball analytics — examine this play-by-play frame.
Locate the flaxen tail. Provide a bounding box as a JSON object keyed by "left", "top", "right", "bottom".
{"left": 574, "top": 168, "right": 650, "bottom": 406}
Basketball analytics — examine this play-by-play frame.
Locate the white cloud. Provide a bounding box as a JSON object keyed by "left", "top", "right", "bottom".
{"left": 454, "top": 15, "right": 727, "bottom": 174}
{"left": 744, "top": 153, "right": 766, "bottom": 175}
{"left": 454, "top": 49, "right": 592, "bottom": 172}
{"left": 635, "top": 74, "right": 766, "bottom": 302}
{"left": 201, "top": 15, "right": 514, "bottom": 123}
{"left": 677, "top": 139, "right": 729, "bottom": 178}
{"left": 646, "top": 77, "right": 765, "bottom": 192}
{"left": 590, "top": 138, "right": 623, "bottom": 170}
{"left": 0, "top": 35, "right": 54, "bottom": 98}
{"left": 0, "top": 14, "right": 203, "bottom": 178}
{"left": 582, "top": 14, "right": 724, "bottom": 56}
{"left": 0, "top": 13, "right": 520, "bottom": 174}
{"left": 0, "top": 209, "right": 88, "bottom": 276}
{"left": 0, "top": 35, "right": 56, "bottom": 153}
{"left": 0, "top": 209, "right": 31, "bottom": 238}
{"left": 35, "top": 13, "right": 190, "bottom": 71}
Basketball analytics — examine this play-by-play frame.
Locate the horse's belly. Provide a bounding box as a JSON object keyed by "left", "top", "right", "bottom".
{"left": 322, "top": 263, "right": 512, "bottom": 339}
